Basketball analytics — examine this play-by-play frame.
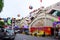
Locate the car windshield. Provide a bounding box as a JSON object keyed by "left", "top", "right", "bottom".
{"left": 6, "top": 29, "right": 14, "bottom": 35}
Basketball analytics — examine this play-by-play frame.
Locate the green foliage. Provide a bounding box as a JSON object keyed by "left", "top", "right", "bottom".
{"left": 0, "top": 21, "right": 5, "bottom": 27}
{"left": 0, "top": 0, "right": 4, "bottom": 12}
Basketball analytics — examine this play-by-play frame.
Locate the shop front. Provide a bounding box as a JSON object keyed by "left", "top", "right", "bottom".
{"left": 30, "top": 26, "right": 52, "bottom": 36}
{"left": 53, "top": 21, "right": 60, "bottom": 38}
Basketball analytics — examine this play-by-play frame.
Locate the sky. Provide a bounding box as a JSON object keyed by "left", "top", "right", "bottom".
{"left": 0, "top": 0, "right": 60, "bottom": 18}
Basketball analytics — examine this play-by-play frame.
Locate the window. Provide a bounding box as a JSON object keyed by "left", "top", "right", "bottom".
{"left": 49, "top": 9, "right": 60, "bottom": 17}
{"left": 52, "top": 10, "right": 60, "bottom": 16}
{"left": 30, "top": 17, "right": 34, "bottom": 20}
{"left": 49, "top": 10, "right": 56, "bottom": 14}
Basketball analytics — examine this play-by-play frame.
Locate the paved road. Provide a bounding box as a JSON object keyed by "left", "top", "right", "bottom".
{"left": 14, "top": 34, "right": 57, "bottom": 40}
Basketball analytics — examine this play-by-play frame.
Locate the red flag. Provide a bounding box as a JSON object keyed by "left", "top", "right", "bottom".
{"left": 40, "top": 0, "right": 42, "bottom": 2}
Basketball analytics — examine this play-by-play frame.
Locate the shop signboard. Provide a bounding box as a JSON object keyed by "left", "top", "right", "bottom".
{"left": 30, "top": 26, "right": 51, "bottom": 35}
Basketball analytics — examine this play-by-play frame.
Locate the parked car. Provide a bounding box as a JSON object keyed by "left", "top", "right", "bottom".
{"left": 2, "top": 27, "right": 15, "bottom": 40}
{"left": 0, "top": 26, "right": 5, "bottom": 40}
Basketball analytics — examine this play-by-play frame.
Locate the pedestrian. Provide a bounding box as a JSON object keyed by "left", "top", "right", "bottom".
{"left": 23, "top": 25, "right": 29, "bottom": 35}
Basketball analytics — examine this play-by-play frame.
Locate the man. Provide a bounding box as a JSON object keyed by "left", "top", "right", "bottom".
{"left": 23, "top": 25, "right": 29, "bottom": 35}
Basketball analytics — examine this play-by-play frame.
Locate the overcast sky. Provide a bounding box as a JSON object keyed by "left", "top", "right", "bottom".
{"left": 0, "top": 0, "right": 60, "bottom": 18}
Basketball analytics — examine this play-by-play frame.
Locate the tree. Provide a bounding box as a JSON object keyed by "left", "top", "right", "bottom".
{"left": 0, "top": 21, "right": 5, "bottom": 27}
{"left": 0, "top": 0, "right": 4, "bottom": 12}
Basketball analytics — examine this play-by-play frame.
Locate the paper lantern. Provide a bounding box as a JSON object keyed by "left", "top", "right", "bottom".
{"left": 40, "top": 0, "right": 42, "bottom": 2}
{"left": 29, "top": 6, "right": 33, "bottom": 9}
{"left": 17, "top": 14, "right": 20, "bottom": 17}
{"left": 53, "top": 22, "right": 57, "bottom": 25}
{"left": 24, "top": 25, "right": 28, "bottom": 28}
{"left": 51, "top": 18, "right": 54, "bottom": 22}
{"left": 58, "top": 17, "right": 60, "bottom": 21}
{"left": 7, "top": 19, "right": 11, "bottom": 25}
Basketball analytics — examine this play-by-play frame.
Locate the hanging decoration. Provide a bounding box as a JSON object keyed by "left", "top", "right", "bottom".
{"left": 29, "top": 6, "right": 33, "bottom": 10}
{"left": 51, "top": 18, "right": 54, "bottom": 22}
{"left": 53, "top": 21, "right": 60, "bottom": 27}
{"left": 7, "top": 19, "right": 11, "bottom": 25}
{"left": 40, "top": 0, "right": 42, "bottom": 3}
{"left": 58, "top": 17, "right": 60, "bottom": 21}
{"left": 17, "top": 14, "right": 20, "bottom": 17}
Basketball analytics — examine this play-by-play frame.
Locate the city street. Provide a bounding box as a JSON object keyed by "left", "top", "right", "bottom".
{"left": 14, "top": 34, "right": 57, "bottom": 40}
{"left": 0, "top": 0, "right": 60, "bottom": 40}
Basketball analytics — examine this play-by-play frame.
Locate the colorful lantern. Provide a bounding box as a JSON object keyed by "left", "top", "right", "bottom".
{"left": 51, "top": 18, "right": 54, "bottom": 22}
{"left": 40, "top": 0, "right": 42, "bottom": 2}
{"left": 53, "top": 22, "right": 57, "bottom": 25}
{"left": 24, "top": 25, "right": 28, "bottom": 29}
{"left": 58, "top": 17, "right": 60, "bottom": 21}
{"left": 17, "top": 14, "right": 20, "bottom": 17}
{"left": 29, "top": 6, "right": 33, "bottom": 9}
{"left": 7, "top": 19, "right": 11, "bottom": 25}
{"left": 53, "top": 22, "right": 57, "bottom": 27}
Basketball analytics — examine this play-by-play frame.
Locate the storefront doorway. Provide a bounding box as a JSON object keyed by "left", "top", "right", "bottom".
{"left": 53, "top": 21, "right": 60, "bottom": 37}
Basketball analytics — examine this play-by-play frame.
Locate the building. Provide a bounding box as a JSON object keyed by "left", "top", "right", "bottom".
{"left": 29, "top": 2, "right": 60, "bottom": 36}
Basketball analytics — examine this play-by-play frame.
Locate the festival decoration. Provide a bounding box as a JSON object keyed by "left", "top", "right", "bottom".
{"left": 29, "top": 6, "right": 33, "bottom": 9}
{"left": 53, "top": 22, "right": 57, "bottom": 27}
{"left": 53, "top": 21, "right": 60, "bottom": 27}
{"left": 51, "top": 18, "right": 54, "bottom": 22}
{"left": 17, "top": 14, "right": 20, "bottom": 17}
{"left": 58, "top": 17, "right": 60, "bottom": 21}
{"left": 40, "top": 0, "right": 42, "bottom": 2}
{"left": 23, "top": 25, "right": 28, "bottom": 28}
{"left": 7, "top": 19, "right": 11, "bottom": 25}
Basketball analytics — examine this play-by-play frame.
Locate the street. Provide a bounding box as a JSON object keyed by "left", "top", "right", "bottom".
{"left": 14, "top": 34, "right": 57, "bottom": 40}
